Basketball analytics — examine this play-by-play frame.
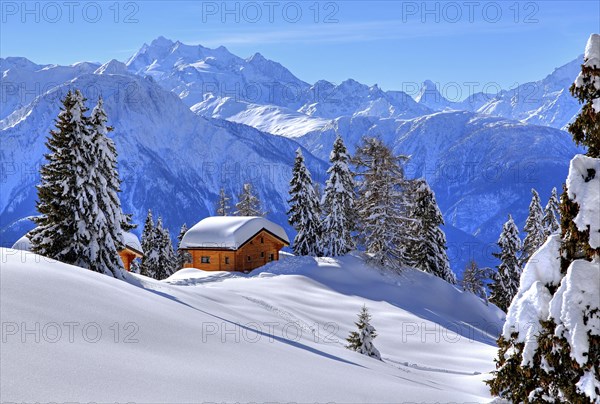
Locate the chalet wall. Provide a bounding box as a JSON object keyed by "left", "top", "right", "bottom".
{"left": 235, "top": 230, "right": 284, "bottom": 272}
{"left": 119, "top": 250, "right": 137, "bottom": 271}
{"left": 186, "top": 250, "right": 236, "bottom": 271}
{"left": 183, "top": 230, "right": 285, "bottom": 272}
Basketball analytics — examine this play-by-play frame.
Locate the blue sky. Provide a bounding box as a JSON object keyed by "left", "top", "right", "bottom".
{"left": 1, "top": 1, "right": 597, "bottom": 96}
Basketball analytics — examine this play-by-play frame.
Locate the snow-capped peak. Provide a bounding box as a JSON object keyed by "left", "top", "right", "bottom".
{"left": 94, "top": 59, "right": 129, "bottom": 75}
{"left": 149, "top": 35, "right": 175, "bottom": 50}
{"left": 247, "top": 52, "right": 267, "bottom": 63}
{"left": 415, "top": 80, "right": 450, "bottom": 109}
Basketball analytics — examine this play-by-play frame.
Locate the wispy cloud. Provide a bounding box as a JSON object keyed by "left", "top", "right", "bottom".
{"left": 190, "top": 18, "right": 540, "bottom": 47}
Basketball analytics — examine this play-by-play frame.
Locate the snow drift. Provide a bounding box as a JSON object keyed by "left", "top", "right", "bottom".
{"left": 1, "top": 248, "right": 504, "bottom": 402}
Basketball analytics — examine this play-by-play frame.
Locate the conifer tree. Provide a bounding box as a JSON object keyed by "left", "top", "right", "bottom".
{"left": 461, "top": 260, "right": 493, "bottom": 304}
{"left": 235, "top": 183, "right": 264, "bottom": 216}
{"left": 288, "top": 149, "right": 322, "bottom": 256}
{"left": 521, "top": 188, "right": 545, "bottom": 266}
{"left": 405, "top": 179, "right": 456, "bottom": 284}
{"left": 140, "top": 209, "right": 155, "bottom": 277}
{"left": 176, "top": 223, "right": 191, "bottom": 269}
{"left": 568, "top": 34, "right": 600, "bottom": 157}
{"left": 215, "top": 188, "right": 232, "bottom": 216}
{"left": 322, "top": 135, "right": 356, "bottom": 256}
{"left": 346, "top": 305, "right": 381, "bottom": 360}
{"left": 489, "top": 215, "right": 522, "bottom": 312}
{"left": 85, "top": 96, "right": 127, "bottom": 278}
{"left": 542, "top": 187, "right": 560, "bottom": 237}
{"left": 353, "top": 137, "right": 410, "bottom": 271}
{"left": 129, "top": 259, "right": 141, "bottom": 274}
{"left": 537, "top": 34, "right": 600, "bottom": 402}
{"left": 30, "top": 91, "right": 126, "bottom": 278}
{"left": 154, "top": 218, "right": 176, "bottom": 280}
{"left": 487, "top": 35, "right": 600, "bottom": 404}
{"left": 30, "top": 90, "right": 91, "bottom": 265}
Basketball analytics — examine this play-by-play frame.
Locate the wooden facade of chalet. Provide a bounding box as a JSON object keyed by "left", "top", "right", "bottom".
{"left": 183, "top": 228, "right": 288, "bottom": 272}
{"left": 119, "top": 246, "right": 143, "bottom": 271}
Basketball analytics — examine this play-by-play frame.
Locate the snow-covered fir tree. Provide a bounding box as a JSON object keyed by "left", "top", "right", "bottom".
{"left": 129, "top": 259, "right": 141, "bottom": 274}
{"left": 235, "top": 183, "right": 264, "bottom": 216}
{"left": 542, "top": 187, "right": 560, "bottom": 237}
{"left": 140, "top": 209, "right": 156, "bottom": 277}
{"left": 321, "top": 135, "right": 356, "bottom": 256}
{"left": 215, "top": 188, "right": 232, "bottom": 216}
{"left": 568, "top": 34, "right": 600, "bottom": 156}
{"left": 176, "top": 223, "right": 192, "bottom": 269}
{"left": 520, "top": 188, "right": 545, "bottom": 266}
{"left": 489, "top": 36, "right": 600, "bottom": 400}
{"left": 154, "top": 218, "right": 176, "bottom": 280}
{"left": 461, "top": 260, "right": 493, "bottom": 304}
{"left": 353, "top": 137, "right": 411, "bottom": 271}
{"left": 85, "top": 96, "right": 127, "bottom": 278}
{"left": 405, "top": 179, "right": 456, "bottom": 284}
{"left": 288, "top": 148, "right": 322, "bottom": 256}
{"left": 346, "top": 305, "right": 381, "bottom": 360}
{"left": 30, "top": 90, "right": 91, "bottom": 266}
{"left": 30, "top": 91, "right": 126, "bottom": 278}
{"left": 488, "top": 215, "right": 522, "bottom": 312}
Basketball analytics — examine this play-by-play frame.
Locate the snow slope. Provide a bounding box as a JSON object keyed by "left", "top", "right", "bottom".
{"left": 1, "top": 248, "right": 504, "bottom": 402}
{"left": 192, "top": 95, "right": 331, "bottom": 138}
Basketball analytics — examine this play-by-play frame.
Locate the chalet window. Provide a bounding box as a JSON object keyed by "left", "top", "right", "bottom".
{"left": 247, "top": 256, "right": 251, "bottom": 262}
{"left": 201, "top": 256, "right": 210, "bottom": 264}
{"left": 260, "top": 252, "right": 265, "bottom": 258}
{"left": 225, "top": 257, "right": 230, "bottom": 264}
{"left": 269, "top": 254, "right": 274, "bottom": 262}
{"left": 260, "top": 237, "right": 264, "bottom": 244}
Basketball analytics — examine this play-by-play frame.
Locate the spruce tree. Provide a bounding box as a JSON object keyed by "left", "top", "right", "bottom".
{"left": 461, "top": 260, "right": 493, "bottom": 304}
{"left": 30, "top": 90, "right": 89, "bottom": 265}
{"left": 129, "top": 259, "right": 141, "bottom": 274}
{"left": 288, "top": 148, "right": 322, "bottom": 256}
{"left": 235, "top": 183, "right": 264, "bottom": 216}
{"left": 488, "top": 35, "right": 600, "bottom": 403}
{"left": 405, "top": 179, "right": 456, "bottom": 284}
{"left": 85, "top": 96, "right": 127, "bottom": 278}
{"left": 568, "top": 34, "right": 600, "bottom": 157}
{"left": 30, "top": 91, "right": 126, "bottom": 278}
{"left": 215, "top": 188, "right": 232, "bottom": 216}
{"left": 489, "top": 215, "right": 522, "bottom": 312}
{"left": 521, "top": 188, "right": 545, "bottom": 266}
{"left": 539, "top": 34, "right": 600, "bottom": 402}
{"left": 346, "top": 305, "right": 381, "bottom": 360}
{"left": 353, "top": 137, "right": 410, "bottom": 271}
{"left": 542, "top": 187, "right": 560, "bottom": 237}
{"left": 154, "top": 218, "right": 176, "bottom": 280}
{"left": 176, "top": 223, "right": 192, "bottom": 269}
{"left": 140, "top": 209, "right": 156, "bottom": 277}
{"left": 322, "top": 135, "right": 356, "bottom": 256}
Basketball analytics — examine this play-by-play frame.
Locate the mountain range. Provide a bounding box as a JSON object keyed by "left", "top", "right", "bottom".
{"left": 0, "top": 37, "right": 584, "bottom": 274}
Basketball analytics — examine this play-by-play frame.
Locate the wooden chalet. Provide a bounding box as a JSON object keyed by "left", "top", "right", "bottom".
{"left": 119, "top": 232, "right": 144, "bottom": 271}
{"left": 179, "top": 216, "right": 290, "bottom": 272}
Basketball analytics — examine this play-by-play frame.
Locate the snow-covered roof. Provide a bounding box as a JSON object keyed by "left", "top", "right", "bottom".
{"left": 180, "top": 216, "right": 289, "bottom": 250}
{"left": 123, "top": 232, "right": 143, "bottom": 254}
{"left": 12, "top": 235, "right": 32, "bottom": 251}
